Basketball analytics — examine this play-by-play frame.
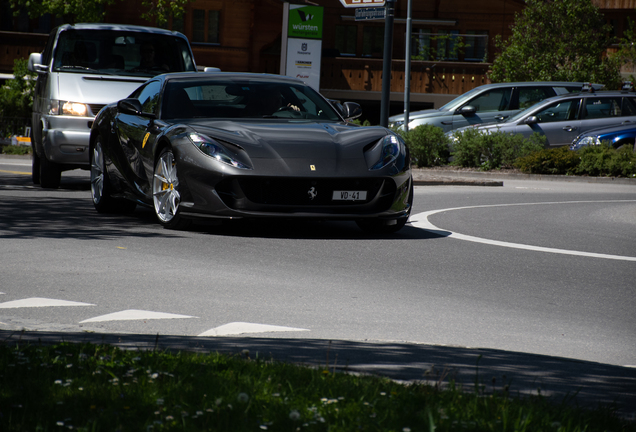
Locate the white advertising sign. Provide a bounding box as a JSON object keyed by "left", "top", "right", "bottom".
{"left": 285, "top": 38, "right": 322, "bottom": 91}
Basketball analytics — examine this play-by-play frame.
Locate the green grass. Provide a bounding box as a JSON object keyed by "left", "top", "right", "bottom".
{"left": 0, "top": 144, "right": 31, "bottom": 155}
{"left": 1, "top": 342, "right": 632, "bottom": 431}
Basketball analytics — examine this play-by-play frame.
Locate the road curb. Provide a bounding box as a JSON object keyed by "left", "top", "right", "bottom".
{"left": 413, "top": 167, "right": 636, "bottom": 186}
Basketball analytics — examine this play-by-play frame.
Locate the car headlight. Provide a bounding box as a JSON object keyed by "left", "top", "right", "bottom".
{"left": 188, "top": 133, "right": 251, "bottom": 169}
{"left": 49, "top": 100, "right": 89, "bottom": 116}
{"left": 572, "top": 136, "right": 600, "bottom": 150}
{"left": 390, "top": 120, "right": 404, "bottom": 128}
{"left": 370, "top": 134, "right": 401, "bottom": 170}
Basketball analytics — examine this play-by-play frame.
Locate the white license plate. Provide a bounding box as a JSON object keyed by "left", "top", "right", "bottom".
{"left": 332, "top": 190, "right": 367, "bottom": 201}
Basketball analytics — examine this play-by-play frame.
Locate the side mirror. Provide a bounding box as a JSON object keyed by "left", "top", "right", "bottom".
{"left": 117, "top": 98, "right": 156, "bottom": 119}
{"left": 458, "top": 105, "right": 476, "bottom": 115}
{"left": 524, "top": 116, "right": 538, "bottom": 125}
{"left": 28, "top": 53, "right": 47, "bottom": 73}
{"left": 203, "top": 67, "right": 221, "bottom": 72}
{"left": 342, "top": 101, "right": 362, "bottom": 121}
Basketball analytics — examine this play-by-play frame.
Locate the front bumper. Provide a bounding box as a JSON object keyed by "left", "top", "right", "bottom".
{"left": 42, "top": 114, "right": 93, "bottom": 166}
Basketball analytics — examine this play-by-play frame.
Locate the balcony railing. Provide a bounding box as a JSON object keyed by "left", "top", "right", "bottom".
{"left": 320, "top": 57, "right": 491, "bottom": 95}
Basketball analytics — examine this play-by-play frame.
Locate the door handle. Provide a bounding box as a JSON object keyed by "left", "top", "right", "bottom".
{"left": 494, "top": 115, "right": 508, "bottom": 121}
{"left": 562, "top": 126, "right": 577, "bottom": 132}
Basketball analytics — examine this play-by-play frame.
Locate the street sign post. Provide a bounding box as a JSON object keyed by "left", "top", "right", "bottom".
{"left": 339, "top": 0, "right": 385, "bottom": 8}
{"left": 354, "top": 7, "right": 385, "bottom": 20}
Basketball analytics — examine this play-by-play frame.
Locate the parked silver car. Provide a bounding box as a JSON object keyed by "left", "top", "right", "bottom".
{"left": 389, "top": 82, "right": 603, "bottom": 133}
{"left": 448, "top": 87, "right": 636, "bottom": 147}
{"left": 28, "top": 24, "right": 198, "bottom": 188}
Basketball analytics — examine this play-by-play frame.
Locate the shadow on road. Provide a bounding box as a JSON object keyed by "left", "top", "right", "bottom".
{"left": 0, "top": 177, "right": 445, "bottom": 241}
{"left": 1, "top": 329, "right": 634, "bottom": 418}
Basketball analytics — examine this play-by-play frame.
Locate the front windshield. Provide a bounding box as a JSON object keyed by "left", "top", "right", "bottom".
{"left": 162, "top": 78, "right": 343, "bottom": 121}
{"left": 52, "top": 29, "right": 196, "bottom": 77}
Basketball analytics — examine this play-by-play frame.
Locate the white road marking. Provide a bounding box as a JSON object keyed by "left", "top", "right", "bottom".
{"left": 0, "top": 297, "right": 95, "bottom": 308}
{"left": 198, "top": 322, "right": 310, "bottom": 337}
{"left": 80, "top": 309, "right": 196, "bottom": 323}
{"left": 409, "top": 200, "right": 636, "bottom": 262}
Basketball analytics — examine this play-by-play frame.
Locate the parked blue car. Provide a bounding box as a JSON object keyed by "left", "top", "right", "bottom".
{"left": 570, "top": 123, "right": 636, "bottom": 150}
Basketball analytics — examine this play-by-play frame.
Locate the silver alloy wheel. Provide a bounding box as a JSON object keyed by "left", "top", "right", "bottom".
{"left": 153, "top": 150, "right": 180, "bottom": 223}
{"left": 90, "top": 140, "right": 104, "bottom": 205}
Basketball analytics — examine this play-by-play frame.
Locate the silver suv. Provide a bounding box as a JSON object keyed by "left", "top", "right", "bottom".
{"left": 450, "top": 88, "right": 636, "bottom": 147}
{"left": 28, "top": 24, "right": 197, "bottom": 188}
{"left": 389, "top": 82, "right": 603, "bottom": 132}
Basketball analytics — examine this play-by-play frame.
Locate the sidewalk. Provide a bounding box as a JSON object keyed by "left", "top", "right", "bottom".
{"left": 412, "top": 167, "right": 636, "bottom": 186}
{"left": 4, "top": 153, "right": 636, "bottom": 186}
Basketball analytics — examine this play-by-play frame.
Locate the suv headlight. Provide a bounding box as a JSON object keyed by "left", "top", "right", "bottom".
{"left": 188, "top": 133, "right": 251, "bottom": 169}
{"left": 49, "top": 100, "right": 89, "bottom": 116}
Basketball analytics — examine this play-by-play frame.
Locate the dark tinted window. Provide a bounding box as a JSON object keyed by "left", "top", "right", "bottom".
{"left": 534, "top": 99, "right": 579, "bottom": 123}
{"left": 583, "top": 97, "right": 623, "bottom": 119}
{"left": 466, "top": 88, "right": 511, "bottom": 112}
{"left": 134, "top": 80, "right": 161, "bottom": 114}
{"left": 517, "top": 86, "right": 555, "bottom": 110}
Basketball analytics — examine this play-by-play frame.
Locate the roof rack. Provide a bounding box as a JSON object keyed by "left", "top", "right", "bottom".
{"left": 581, "top": 83, "right": 595, "bottom": 93}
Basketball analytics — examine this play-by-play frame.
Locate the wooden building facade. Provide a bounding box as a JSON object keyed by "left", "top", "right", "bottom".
{"left": 2, "top": 0, "right": 636, "bottom": 117}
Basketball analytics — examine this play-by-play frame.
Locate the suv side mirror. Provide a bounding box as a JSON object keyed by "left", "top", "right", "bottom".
{"left": 28, "top": 53, "right": 47, "bottom": 73}
{"left": 342, "top": 101, "right": 362, "bottom": 120}
{"left": 524, "top": 116, "right": 538, "bottom": 125}
{"left": 458, "top": 105, "right": 476, "bottom": 115}
{"left": 117, "top": 98, "right": 156, "bottom": 119}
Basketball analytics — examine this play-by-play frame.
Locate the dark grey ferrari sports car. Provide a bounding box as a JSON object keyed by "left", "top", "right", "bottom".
{"left": 89, "top": 72, "right": 412, "bottom": 233}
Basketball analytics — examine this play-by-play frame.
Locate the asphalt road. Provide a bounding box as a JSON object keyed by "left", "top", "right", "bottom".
{"left": 1, "top": 155, "right": 635, "bottom": 416}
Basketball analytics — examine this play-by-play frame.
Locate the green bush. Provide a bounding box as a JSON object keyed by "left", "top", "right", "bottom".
{"left": 515, "top": 144, "right": 636, "bottom": 177}
{"left": 576, "top": 143, "right": 636, "bottom": 177}
{"left": 515, "top": 146, "right": 581, "bottom": 174}
{"left": 451, "top": 128, "right": 545, "bottom": 170}
{"left": 395, "top": 124, "right": 450, "bottom": 167}
{"left": 0, "top": 144, "right": 32, "bottom": 155}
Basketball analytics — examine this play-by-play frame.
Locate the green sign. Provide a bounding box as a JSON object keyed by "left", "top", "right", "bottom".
{"left": 288, "top": 5, "right": 323, "bottom": 39}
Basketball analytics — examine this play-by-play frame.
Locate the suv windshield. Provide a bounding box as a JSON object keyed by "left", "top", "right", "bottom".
{"left": 52, "top": 29, "right": 196, "bottom": 77}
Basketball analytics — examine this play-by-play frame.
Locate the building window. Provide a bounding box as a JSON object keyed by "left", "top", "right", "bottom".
{"left": 362, "top": 26, "right": 383, "bottom": 57}
{"left": 464, "top": 31, "right": 488, "bottom": 62}
{"left": 435, "top": 30, "right": 459, "bottom": 60}
{"left": 172, "top": 15, "right": 185, "bottom": 34}
{"left": 192, "top": 9, "right": 220, "bottom": 44}
{"left": 335, "top": 25, "right": 357, "bottom": 56}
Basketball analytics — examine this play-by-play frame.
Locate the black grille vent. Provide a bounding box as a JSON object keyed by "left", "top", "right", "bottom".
{"left": 89, "top": 104, "right": 106, "bottom": 115}
{"left": 215, "top": 177, "right": 396, "bottom": 214}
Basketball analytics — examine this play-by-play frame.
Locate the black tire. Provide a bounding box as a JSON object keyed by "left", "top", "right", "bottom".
{"left": 90, "top": 136, "right": 137, "bottom": 214}
{"left": 32, "top": 150, "right": 41, "bottom": 185}
{"left": 152, "top": 147, "right": 190, "bottom": 230}
{"left": 39, "top": 156, "right": 61, "bottom": 189}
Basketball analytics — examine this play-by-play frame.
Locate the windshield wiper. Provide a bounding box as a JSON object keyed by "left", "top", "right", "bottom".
{"left": 57, "top": 65, "right": 105, "bottom": 74}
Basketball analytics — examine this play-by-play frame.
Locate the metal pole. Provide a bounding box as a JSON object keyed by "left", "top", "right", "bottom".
{"left": 379, "top": 0, "right": 395, "bottom": 128}
{"left": 404, "top": 0, "right": 412, "bottom": 132}
{"left": 280, "top": 2, "right": 289, "bottom": 75}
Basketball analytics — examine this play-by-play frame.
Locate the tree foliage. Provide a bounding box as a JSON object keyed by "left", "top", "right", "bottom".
{"left": 0, "top": 58, "right": 36, "bottom": 120}
{"left": 9, "top": 0, "right": 192, "bottom": 26}
{"left": 489, "top": 0, "right": 621, "bottom": 88}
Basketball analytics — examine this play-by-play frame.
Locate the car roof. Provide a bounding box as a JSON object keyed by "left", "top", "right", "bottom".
{"left": 471, "top": 81, "right": 604, "bottom": 90}
{"left": 525, "top": 89, "right": 636, "bottom": 106}
{"left": 58, "top": 23, "right": 183, "bottom": 37}
{"left": 161, "top": 72, "right": 307, "bottom": 85}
